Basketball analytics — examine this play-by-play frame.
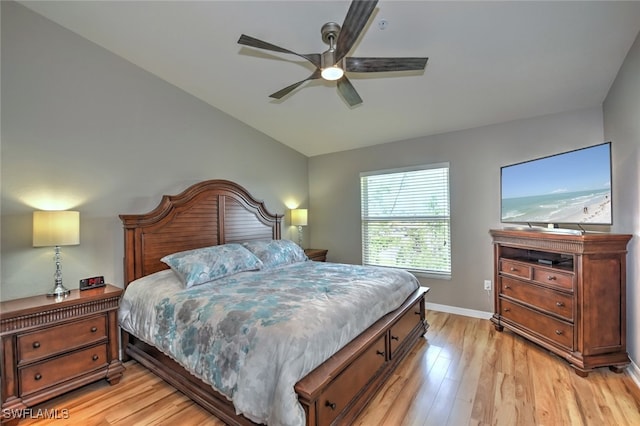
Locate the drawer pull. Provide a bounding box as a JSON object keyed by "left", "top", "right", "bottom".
{"left": 555, "top": 329, "right": 563, "bottom": 335}
{"left": 91, "top": 326, "right": 98, "bottom": 333}
{"left": 376, "top": 350, "right": 385, "bottom": 357}
{"left": 325, "top": 401, "right": 336, "bottom": 410}
{"left": 34, "top": 373, "right": 42, "bottom": 381}
{"left": 503, "top": 308, "right": 511, "bottom": 312}
{"left": 547, "top": 275, "right": 557, "bottom": 281}
{"left": 32, "top": 341, "right": 41, "bottom": 349}
{"left": 92, "top": 354, "right": 99, "bottom": 361}
{"left": 556, "top": 301, "right": 565, "bottom": 307}
{"left": 504, "top": 284, "right": 511, "bottom": 289}
{"left": 391, "top": 335, "right": 399, "bottom": 341}
{"left": 510, "top": 267, "right": 517, "bottom": 272}
{"left": 414, "top": 311, "right": 420, "bottom": 316}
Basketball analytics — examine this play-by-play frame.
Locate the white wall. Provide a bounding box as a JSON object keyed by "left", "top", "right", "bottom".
{"left": 1, "top": 2, "right": 308, "bottom": 300}
{"left": 603, "top": 31, "right": 640, "bottom": 369}
{"left": 309, "top": 107, "right": 605, "bottom": 313}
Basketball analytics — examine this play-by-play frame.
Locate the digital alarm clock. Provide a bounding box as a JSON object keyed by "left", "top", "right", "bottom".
{"left": 79, "top": 276, "right": 105, "bottom": 290}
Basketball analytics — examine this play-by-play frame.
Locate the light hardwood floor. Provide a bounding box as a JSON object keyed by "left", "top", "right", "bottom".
{"left": 19, "top": 311, "right": 640, "bottom": 425}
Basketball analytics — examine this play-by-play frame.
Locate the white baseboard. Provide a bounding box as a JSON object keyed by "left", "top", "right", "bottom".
{"left": 628, "top": 359, "right": 640, "bottom": 390}
{"left": 426, "top": 302, "right": 493, "bottom": 320}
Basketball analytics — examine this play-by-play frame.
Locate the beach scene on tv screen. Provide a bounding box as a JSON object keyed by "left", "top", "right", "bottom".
{"left": 501, "top": 144, "right": 611, "bottom": 224}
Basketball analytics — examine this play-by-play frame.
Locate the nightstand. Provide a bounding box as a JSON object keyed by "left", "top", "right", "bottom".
{"left": 0, "top": 285, "right": 124, "bottom": 425}
{"left": 305, "top": 248, "right": 328, "bottom": 262}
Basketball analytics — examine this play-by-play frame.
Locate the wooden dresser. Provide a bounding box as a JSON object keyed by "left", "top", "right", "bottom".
{"left": 305, "top": 249, "right": 328, "bottom": 262}
{"left": 490, "top": 229, "right": 631, "bottom": 376}
{"left": 0, "top": 285, "right": 124, "bottom": 424}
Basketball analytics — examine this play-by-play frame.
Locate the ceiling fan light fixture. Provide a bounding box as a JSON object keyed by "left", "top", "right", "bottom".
{"left": 321, "top": 66, "right": 344, "bottom": 81}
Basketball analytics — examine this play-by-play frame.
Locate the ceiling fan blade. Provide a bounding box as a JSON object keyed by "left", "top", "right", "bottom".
{"left": 334, "top": 0, "right": 379, "bottom": 63}
{"left": 337, "top": 76, "right": 363, "bottom": 106}
{"left": 269, "top": 69, "right": 322, "bottom": 99}
{"left": 345, "top": 57, "right": 428, "bottom": 72}
{"left": 238, "top": 34, "right": 321, "bottom": 68}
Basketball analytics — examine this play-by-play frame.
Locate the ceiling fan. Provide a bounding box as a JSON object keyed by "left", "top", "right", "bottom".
{"left": 237, "top": 0, "right": 428, "bottom": 107}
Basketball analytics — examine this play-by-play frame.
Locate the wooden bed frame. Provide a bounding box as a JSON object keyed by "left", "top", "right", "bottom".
{"left": 119, "top": 179, "right": 428, "bottom": 426}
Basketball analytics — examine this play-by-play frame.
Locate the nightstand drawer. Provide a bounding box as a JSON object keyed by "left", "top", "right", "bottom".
{"left": 19, "top": 344, "right": 108, "bottom": 396}
{"left": 18, "top": 314, "right": 107, "bottom": 364}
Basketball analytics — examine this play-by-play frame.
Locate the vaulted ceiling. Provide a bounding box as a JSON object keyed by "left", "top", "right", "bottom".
{"left": 20, "top": 1, "right": 640, "bottom": 156}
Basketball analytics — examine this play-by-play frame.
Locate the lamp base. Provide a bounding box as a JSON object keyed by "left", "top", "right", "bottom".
{"left": 47, "top": 283, "right": 71, "bottom": 298}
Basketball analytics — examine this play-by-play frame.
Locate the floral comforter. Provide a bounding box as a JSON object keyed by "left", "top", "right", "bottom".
{"left": 118, "top": 261, "right": 420, "bottom": 426}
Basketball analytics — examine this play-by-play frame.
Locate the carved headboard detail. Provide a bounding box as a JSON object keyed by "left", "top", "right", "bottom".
{"left": 119, "top": 180, "right": 282, "bottom": 285}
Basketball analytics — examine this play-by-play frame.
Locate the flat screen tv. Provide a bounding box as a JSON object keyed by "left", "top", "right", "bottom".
{"left": 501, "top": 142, "right": 612, "bottom": 226}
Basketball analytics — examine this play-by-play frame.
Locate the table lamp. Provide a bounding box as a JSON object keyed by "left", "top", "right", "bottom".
{"left": 290, "top": 208, "right": 308, "bottom": 248}
{"left": 33, "top": 210, "right": 80, "bottom": 297}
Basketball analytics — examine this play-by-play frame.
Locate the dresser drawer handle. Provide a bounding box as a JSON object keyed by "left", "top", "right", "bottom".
{"left": 555, "top": 329, "right": 563, "bottom": 335}
{"left": 91, "top": 327, "right": 98, "bottom": 333}
{"left": 414, "top": 311, "right": 420, "bottom": 315}
{"left": 92, "top": 354, "right": 99, "bottom": 361}
{"left": 391, "top": 335, "right": 399, "bottom": 341}
{"left": 325, "top": 401, "right": 336, "bottom": 410}
{"left": 34, "top": 373, "right": 42, "bottom": 381}
{"left": 503, "top": 308, "right": 511, "bottom": 312}
{"left": 547, "top": 275, "right": 557, "bottom": 281}
{"left": 504, "top": 284, "right": 511, "bottom": 289}
{"left": 32, "top": 341, "right": 41, "bottom": 349}
{"left": 510, "top": 267, "right": 517, "bottom": 272}
{"left": 376, "top": 350, "right": 385, "bottom": 357}
{"left": 556, "top": 301, "right": 565, "bottom": 307}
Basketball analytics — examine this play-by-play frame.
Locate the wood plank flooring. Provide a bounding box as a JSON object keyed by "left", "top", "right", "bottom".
{"left": 19, "top": 311, "right": 640, "bottom": 425}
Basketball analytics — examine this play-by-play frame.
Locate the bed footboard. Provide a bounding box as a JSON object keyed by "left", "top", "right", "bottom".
{"left": 295, "top": 287, "right": 428, "bottom": 426}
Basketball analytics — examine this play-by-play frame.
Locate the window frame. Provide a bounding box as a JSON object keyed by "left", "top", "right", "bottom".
{"left": 360, "top": 162, "right": 451, "bottom": 279}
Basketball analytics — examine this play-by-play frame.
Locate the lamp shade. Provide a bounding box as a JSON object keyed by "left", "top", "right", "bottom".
{"left": 33, "top": 210, "right": 80, "bottom": 247}
{"left": 290, "top": 209, "right": 308, "bottom": 226}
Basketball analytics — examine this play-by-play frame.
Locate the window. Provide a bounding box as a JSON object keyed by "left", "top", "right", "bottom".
{"left": 360, "top": 163, "right": 451, "bottom": 278}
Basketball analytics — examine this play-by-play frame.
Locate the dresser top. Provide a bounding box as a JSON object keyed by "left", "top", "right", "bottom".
{"left": 0, "top": 284, "right": 122, "bottom": 320}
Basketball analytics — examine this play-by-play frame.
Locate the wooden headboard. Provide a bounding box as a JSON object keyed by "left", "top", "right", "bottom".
{"left": 119, "top": 180, "right": 282, "bottom": 286}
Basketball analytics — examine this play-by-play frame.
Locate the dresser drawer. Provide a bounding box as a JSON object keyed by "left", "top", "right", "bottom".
{"left": 390, "top": 301, "right": 422, "bottom": 356}
{"left": 532, "top": 268, "right": 574, "bottom": 291}
{"left": 500, "top": 277, "right": 573, "bottom": 321}
{"left": 18, "top": 315, "right": 107, "bottom": 364}
{"left": 19, "top": 344, "right": 108, "bottom": 396}
{"left": 499, "top": 259, "right": 532, "bottom": 280}
{"left": 317, "top": 335, "right": 386, "bottom": 426}
{"left": 500, "top": 299, "right": 573, "bottom": 350}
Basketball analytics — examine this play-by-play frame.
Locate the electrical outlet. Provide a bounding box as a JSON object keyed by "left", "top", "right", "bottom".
{"left": 484, "top": 279, "right": 492, "bottom": 291}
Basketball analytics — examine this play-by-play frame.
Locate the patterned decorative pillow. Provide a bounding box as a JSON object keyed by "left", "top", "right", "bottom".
{"left": 161, "top": 244, "right": 263, "bottom": 287}
{"left": 242, "top": 239, "right": 308, "bottom": 269}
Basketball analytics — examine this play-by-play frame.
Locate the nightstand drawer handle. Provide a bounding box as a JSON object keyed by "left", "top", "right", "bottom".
{"left": 325, "top": 400, "right": 336, "bottom": 410}
{"left": 414, "top": 311, "right": 420, "bottom": 316}
{"left": 391, "top": 335, "right": 399, "bottom": 341}
{"left": 34, "top": 373, "right": 42, "bottom": 381}
{"left": 376, "top": 350, "right": 385, "bottom": 357}
{"left": 555, "top": 329, "right": 563, "bottom": 335}
{"left": 504, "top": 308, "right": 511, "bottom": 312}
{"left": 32, "top": 341, "right": 41, "bottom": 349}
{"left": 556, "top": 301, "right": 565, "bottom": 307}
{"left": 504, "top": 284, "right": 511, "bottom": 289}
{"left": 510, "top": 267, "right": 517, "bottom": 272}
{"left": 91, "top": 326, "right": 98, "bottom": 333}
{"left": 547, "top": 275, "right": 557, "bottom": 281}
{"left": 92, "top": 354, "right": 99, "bottom": 361}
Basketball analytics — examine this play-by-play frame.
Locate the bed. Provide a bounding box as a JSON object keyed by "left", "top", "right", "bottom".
{"left": 118, "top": 179, "right": 428, "bottom": 426}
